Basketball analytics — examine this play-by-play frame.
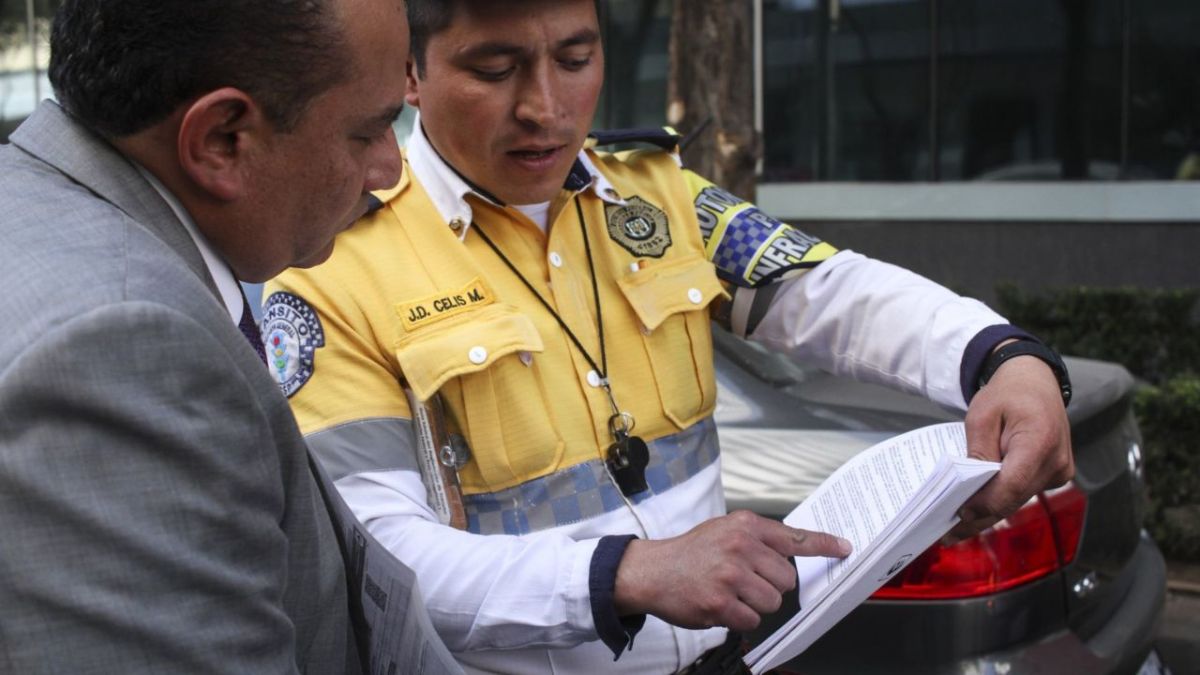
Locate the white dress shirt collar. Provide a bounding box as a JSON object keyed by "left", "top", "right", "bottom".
{"left": 136, "top": 164, "right": 244, "bottom": 323}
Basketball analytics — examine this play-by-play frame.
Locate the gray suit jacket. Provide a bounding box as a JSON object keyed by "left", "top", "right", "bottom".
{"left": 0, "top": 102, "right": 360, "bottom": 674}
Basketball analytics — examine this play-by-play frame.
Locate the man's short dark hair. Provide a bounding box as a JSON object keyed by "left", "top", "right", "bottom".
{"left": 407, "top": 0, "right": 456, "bottom": 78}
{"left": 408, "top": 0, "right": 602, "bottom": 78}
{"left": 49, "top": 0, "right": 352, "bottom": 138}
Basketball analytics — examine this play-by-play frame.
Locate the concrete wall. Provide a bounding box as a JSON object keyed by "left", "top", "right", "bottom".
{"left": 756, "top": 183, "right": 1200, "bottom": 307}
{"left": 791, "top": 219, "right": 1200, "bottom": 308}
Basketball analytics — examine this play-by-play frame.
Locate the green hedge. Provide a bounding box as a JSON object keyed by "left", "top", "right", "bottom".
{"left": 1135, "top": 378, "right": 1200, "bottom": 560}
{"left": 995, "top": 285, "right": 1200, "bottom": 385}
{"left": 996, "top": 284, "right": 1200, "bottom": 561}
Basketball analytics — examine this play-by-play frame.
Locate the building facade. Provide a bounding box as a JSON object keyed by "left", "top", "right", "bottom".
{"left": 597, "top": 0, "right": 1199, "bottom": 302}
{"left": 5, "top": 0, "right": 1196, "bottom": 300}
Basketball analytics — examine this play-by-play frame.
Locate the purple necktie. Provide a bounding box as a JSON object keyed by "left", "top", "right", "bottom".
{"left": 238, "top": 293, "right": 268, "bottom": 365}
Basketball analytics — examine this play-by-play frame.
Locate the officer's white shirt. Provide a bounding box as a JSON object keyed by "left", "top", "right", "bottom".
{"left": 333, "top": 118, "right": 1008, "bottom": 674}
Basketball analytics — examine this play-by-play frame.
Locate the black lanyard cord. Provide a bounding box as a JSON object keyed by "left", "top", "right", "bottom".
{"left": 472, "top": 196, "right": 609, "bottom": 384}
{"left": 472, "top": 196, "right": 650, "bottom": 496}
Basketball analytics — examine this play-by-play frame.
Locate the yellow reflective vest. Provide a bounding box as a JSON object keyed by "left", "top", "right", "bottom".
{"left": 269, "top": 147, "right": 730, "bottom": 496}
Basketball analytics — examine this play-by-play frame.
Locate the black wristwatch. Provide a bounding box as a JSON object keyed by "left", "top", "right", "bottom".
{"left": 978, "top": 340, "right": 1072, "bottom": 407}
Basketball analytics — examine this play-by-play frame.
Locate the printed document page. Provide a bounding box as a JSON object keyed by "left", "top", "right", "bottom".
{"left": 308, "top": 455, "right": 464, "bottom": 675}
{"left": 744, "top": 423, "right": 1000, "bottom": 673}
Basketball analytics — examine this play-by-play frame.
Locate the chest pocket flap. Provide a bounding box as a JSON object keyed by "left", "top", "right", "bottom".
{"left": 616, "top": 256, "right": 729, "bottom": 331}
{"left": 615, "top": 256, "right": 728, "bottom": 429}
{"left": 395, "top": 304, "right": 544, "bottom": 402}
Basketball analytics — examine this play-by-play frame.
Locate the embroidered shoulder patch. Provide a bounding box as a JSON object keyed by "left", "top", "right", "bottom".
{"left": 261, "top": 292, "right": 325, "bottom": 397}
{"left": 604, "top": 196, "right": 672, "bottom": 258}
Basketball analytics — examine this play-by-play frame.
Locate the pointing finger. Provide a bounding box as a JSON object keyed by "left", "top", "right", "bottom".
{"left": 759, "top": 520, "right": 852, "bottom": 559}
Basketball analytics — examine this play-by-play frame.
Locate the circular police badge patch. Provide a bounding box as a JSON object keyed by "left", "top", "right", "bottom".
{"left": 261, "top": 292, "right": 325, "bottom": 398}
{"left": 604, "top": 196, "right": 672, "bottom": 258}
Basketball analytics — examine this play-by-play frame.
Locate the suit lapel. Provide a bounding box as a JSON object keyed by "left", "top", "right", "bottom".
{"left": 9, "top": 101, "right": 221, "bottom": 299}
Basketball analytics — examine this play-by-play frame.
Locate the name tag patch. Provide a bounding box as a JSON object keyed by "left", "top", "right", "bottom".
{"left": 398, "top": 277, "right": 494, "bottom": 331}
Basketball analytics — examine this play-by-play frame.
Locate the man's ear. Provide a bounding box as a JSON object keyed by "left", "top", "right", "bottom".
{"left": 405, "top": 57, "right": 421, "bottom": 108}
{"left": 177, "top": 88, "right": 267, "bottom": 202}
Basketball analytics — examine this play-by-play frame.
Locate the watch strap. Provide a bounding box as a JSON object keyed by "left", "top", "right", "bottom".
{"left": 979, "top": 340, "right": 1072, "bottom": 407}
{"left": 961, "top": 325, "right": 1037, "bottom": 405}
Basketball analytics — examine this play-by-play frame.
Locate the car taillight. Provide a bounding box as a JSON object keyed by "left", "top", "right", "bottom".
{"left": 871, "top": 483, "right": 1087, "bottom": 600}
{"left": 1041, "top": 482, "right": 1086, "bottom": 565}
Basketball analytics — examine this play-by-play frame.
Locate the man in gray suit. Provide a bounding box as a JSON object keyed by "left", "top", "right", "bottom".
{"left": 0, "top": 0, "right": 456, "bottom": 673}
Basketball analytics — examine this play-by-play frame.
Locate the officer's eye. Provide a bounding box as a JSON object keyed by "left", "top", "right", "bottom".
{"left": 559, "top": 49, "right": 594, "bottom": 72}
{"left": 472, "top": 67, "right": 515, "bottom": 81}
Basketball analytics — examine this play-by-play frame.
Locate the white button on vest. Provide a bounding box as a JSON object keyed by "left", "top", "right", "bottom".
{"left": 468, "top": 346, "right": 488, "bottom": 364}
{"left": 519, "top": 351, "right": 533, "bottom": 367}
{"left": 688, "top": 288, "right": 704, "bottom": 304}
{"left": 586, "top": 370, "right": 603, "bottom": 388}
{"left": 549, "top": 252, "right": 563, "bottom": 268}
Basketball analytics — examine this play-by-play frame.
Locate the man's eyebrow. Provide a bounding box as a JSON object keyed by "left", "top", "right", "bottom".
{"left": 457, "top": 28, "right": 601, "bottom": 60}
{"left": 458, "top": 41, "right": 524, "bottom": 60}
{"left": 363, "top": 104, "right": 406, "bottom": 129}
{"left": 557, "top": 28, "right": 600, "bottom": 50}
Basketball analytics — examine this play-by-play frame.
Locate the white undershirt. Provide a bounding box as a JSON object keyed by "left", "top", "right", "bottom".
{"left": 513, "top": 202, "right": 552, "bottom": 233}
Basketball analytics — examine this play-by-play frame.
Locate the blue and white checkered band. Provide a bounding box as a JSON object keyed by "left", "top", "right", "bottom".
{"left": 261, "top": 292, "right": 325, "bottom": 398}
{"left": 463, "top": 417, "right": 720, "bottom": 535}
{"left": 710, "top": 206, "right": 774, "bottom": 282}
{"left": 711, "top": 206, "right": 818, "bottom": 286}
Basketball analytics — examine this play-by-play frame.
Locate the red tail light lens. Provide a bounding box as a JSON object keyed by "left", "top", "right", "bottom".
{"left": 1041, "top": 483, "right": 1086, "bottom": 565}
{"left": 871, "top": 483, "right": 1087, "bottom": 600}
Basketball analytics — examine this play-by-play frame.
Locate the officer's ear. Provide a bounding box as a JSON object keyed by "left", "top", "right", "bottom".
{"left": 177, "top": 87, "right": 267, "bottom": 202}
{"left": 405, "top": 56, "right": 421, "bottom": 108}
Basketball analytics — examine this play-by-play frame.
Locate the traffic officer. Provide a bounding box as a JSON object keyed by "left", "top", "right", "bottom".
{"left": 263, "top": 0, "right": 1073, "bottom": 672}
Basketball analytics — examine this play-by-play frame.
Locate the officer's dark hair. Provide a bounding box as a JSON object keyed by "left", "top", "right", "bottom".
{"left": 408, "top": 0, "right": 603, "bottom": 78}
{"left": 407, "top": 0, "right": 453, "bottom": 77}
{"left": 49, "top": 0, "right": 352, "bottom": 139}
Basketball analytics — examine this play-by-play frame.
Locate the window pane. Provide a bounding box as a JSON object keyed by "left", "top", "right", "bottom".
{"left": 761, "top": 0, "right": 1200, "bottom": 182}
{"left": 763, "top": 0, "right": 932, "bottom": 182}
{"left": 761, "top": 1, "right": 822, "bottom": 181}
{"left": 1, "top": 1, "right": 59, "bottom": 143}
{"left": 1127, "top": 0, "right": 1200, "bottom": 180}
{"left": 597, "top": 0, "right": 671, "bottom": 130}
{"left": 831, "top": 0, "right": 930, "bottom": 181}
{"left": 938, "top": 0, "right": 1125, "bottom": 181}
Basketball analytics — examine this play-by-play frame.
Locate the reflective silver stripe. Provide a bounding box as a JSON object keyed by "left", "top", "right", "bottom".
{"left": 745, "top": 281, "right": 782, "bottom": 337}
{"left": 306, "top": 417, "right": 418, "bottom": 482}
{"left": 465, "top": 417, "right": 719, "bottom": 535}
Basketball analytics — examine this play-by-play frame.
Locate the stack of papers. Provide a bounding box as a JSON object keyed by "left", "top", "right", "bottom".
{"left": 745, "top": 422, "right": 1000, "bottom": 674}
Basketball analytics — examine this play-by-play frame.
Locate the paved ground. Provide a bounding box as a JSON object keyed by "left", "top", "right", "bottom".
{"left": 1157, "top": 591, "right": 1199, "bottom": 674}
{"left": 1157, "top": 561, "right": 1200, "bottom": 674}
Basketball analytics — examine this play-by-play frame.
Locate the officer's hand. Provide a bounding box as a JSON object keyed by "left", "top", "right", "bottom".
{"left": 948, "top": 353, "right": 1074, "bottom": 543}
{"left": 613, "top": 510, "right": 851, "bottom": 632}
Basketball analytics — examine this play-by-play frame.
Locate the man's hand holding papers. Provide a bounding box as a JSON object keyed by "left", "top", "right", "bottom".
{"left": 744, "top": 423, "right": 1001, "bottom": 674}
